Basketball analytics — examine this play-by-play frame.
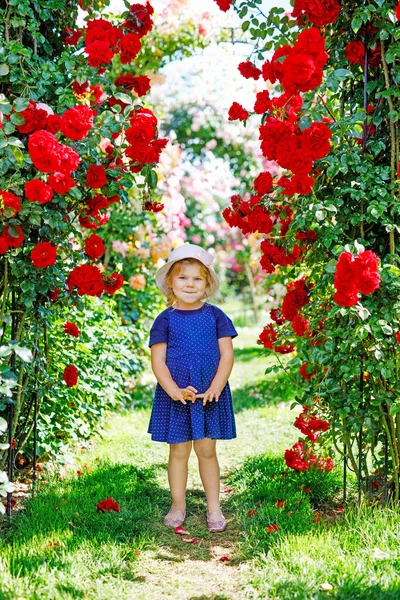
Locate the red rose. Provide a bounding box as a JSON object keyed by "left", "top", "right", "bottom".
{"left": 262, "top": 45, "right": 291, "bottom": 83}
{"left": 67, "top": 264, "right": 104, "bottom": 296}
{"left": 120, "top": 33, "right": 141, "bottom": 64}
{"left": 63, "top": 364, "right": 78, "bottom": 387}
{"left": 281, "top": 278, "right": 311, "bottom": 321}
{"left": 28, "top": 130, "right": 61, "bottom": 173}
{"left": 281, "top": 53, "right": 323, "bottom": 95}
{"left": 257, "top": 324, "right": 277, "bottom": 349}
{"left": 123, "top": 2, "right": 154, "bottom": 38}
{"left": 292, "top": 315, "right": 309, "bottom": 337}
{"left": 302, "top": 122, "right": 332, "bottom": 160}
{"left": 253, "top": 172, "right": 273, "bottom": 195}
{"left": 292, "top": 0, "right": 340, "bottom": 27}
{"left": 125, "top": 142, "right": 162, "bottom": 164}
{"left": 86, "top": 40, "right": 115, "bottom": 67}
{"left": 214, "top": 0, "right": 232, "bottom": 10}
{"left": 254, "top": 90, "right": 271, "bottom": 114}
{"left": 16, "top": 101, "right": 48, "bottom": 134}
{"left": 126, "top": 110, "right": 157, "bottom": 145}
{"left": 2, "top": 225, "right": 24, "bottom": 249}
{"left": 274, "top": 344, "right": 295, "bottom": 354}
{"left": 114, "top": 74, "right": 136, "bottom": 89}
{"left": 284, "top": 441, "right": 311, "bottom": 472}
{"left": 63, "top": 28, "right": 82, "bottom": 45}
{"left": 270, "top": 309, "right": 285, "bottom": 325}
{"left": 299, "top": 362, "right": 317, "bottom": 380}
{"left": 86, "top": 165, "right": 107, "bottom": 189}
{"left": 25, "top": 180, "right": 54, "bottom": 204}
{"left": 292, "top": 174, "right": 316, "bottom": 195}
{"left": 238, "top": 61, "right": 262, "bottom": 80}
{"left": 49, "top": 287, "right": 60, "bottom": 301}
{"left": 345, "top": 40, "right": 365, "bottom": 65}
{"left": 144, "top": 201, "right": 164, "bottom": 212}
{"left": 48, "top": 172, "right": 76, "bottom": 195}
{"left": 132, "top": 75, "right": 151, "bottom": 96}
{"left": 396, "top": 2, "right": 400, "bottom": 20}
{"left": 353, "top": 250, "right": 380, "bottom": 295}
{"left": 84, "top": 233, "right": 106, "bottom": 260}
{"left": 296, "top": 230, "right": 318, "bottom": 243}
{"left": 85, "top": 18, "right": 122, "bottom": 49}
{"left": 30, "top": 241, "right": 57, "bottom": 268}
{"left": 396, "top": 332, "right": 400, "bottom": 345}
{"left": 64, "top": 321, "right": 80, "bottom": 337}
{"left": 103, "top": 272, "right": 124, "bottom": 295}
{"left": 0, "top": 191, "right": 21, "bottom": 217}
{"left": 228, "top": 102, "right": 249, "bottom": 121}
{"left": 58, "top": 145, "right": 81, "bottom": 175}
{"left": 60, "top": 105, "right": 95, "bottom": 141}
{"left": 46, "top": 114, "right": 62, "bottom": 134}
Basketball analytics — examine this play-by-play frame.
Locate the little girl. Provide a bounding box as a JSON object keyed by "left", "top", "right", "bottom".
{"left": 148, "top": 243, "right": 238, "bottom": 532}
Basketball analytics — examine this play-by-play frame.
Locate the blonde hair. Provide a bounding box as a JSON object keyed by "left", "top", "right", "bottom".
{"left": 164, "top": 258, "right": 213, "bottom": 307}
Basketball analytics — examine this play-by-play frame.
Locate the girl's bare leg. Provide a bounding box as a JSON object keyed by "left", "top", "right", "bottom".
{"left": 193, "top": 438, "right": 222, "bottom": 515}
{"left": 168, "top": 441, "right": 192, "bottom": 512}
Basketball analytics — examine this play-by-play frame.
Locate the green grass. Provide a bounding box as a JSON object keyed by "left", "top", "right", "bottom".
{"left": 0, "top": 318, "right": 399, "bottom": 599}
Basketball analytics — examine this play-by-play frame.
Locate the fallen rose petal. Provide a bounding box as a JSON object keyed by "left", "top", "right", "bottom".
{"left": 266, "top": 524, "right": 279, "bottom": 534}
{"left": 180, "top": 536, "right": 199, "bottom": 543}
{"left": 76, "top": 470, "right": 83, "bottom": 477}
{"left": 134, "top": 551, "right": 141, "bottom": 556}
{"left": 275, "top": 499, "right": 286, "bottom": 509}
{"left": 256, "top": 503, "right": 262, "bottom": 508}
{"left": 223, "top": 488, "right": 233, "bottom": 493}
{"left": 247, "top": 509, "right": 257, "bottom": 517}
{"left": 220, "top": 555, "right": 230, "bottom": 562}
{"left": 49, "top": 542, "right": 59, "bottom": 547}
{"left": 174, "top": 526, "right": 190, "bottom": 535}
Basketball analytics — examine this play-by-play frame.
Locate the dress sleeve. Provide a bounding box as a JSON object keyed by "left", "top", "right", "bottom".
{"left": 213, "top": 306, "right": 238, "bottom": 339}
{"left": 148, "top": 311, "right": 169, "bottom": 347}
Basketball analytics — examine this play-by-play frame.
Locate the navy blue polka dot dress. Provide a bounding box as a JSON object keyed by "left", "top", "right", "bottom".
{"left": 148, "top": 303, "right": 238, "bottom": 444}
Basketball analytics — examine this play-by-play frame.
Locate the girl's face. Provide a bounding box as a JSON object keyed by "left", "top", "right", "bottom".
{"left": 171, "top": 262, "right": 207, "bottom": 309}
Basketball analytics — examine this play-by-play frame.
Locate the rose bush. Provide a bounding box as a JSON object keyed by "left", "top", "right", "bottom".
{"left": 218, "top": 0, "right": 400, "bottom": 502}
{"left": 0, "top": 0, "right": 172, "bottom": 476}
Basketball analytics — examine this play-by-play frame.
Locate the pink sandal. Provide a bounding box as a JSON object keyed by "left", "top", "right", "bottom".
{"left": 207, "top": 510, "right": 227, "bottom": 532}
{"left": 164, "top": 509, "right": 186, "bottom": 528}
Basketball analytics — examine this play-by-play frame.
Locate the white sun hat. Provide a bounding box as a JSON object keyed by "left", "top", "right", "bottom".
{"left": 155, "top": 244, "right": 219, "bottom": 297}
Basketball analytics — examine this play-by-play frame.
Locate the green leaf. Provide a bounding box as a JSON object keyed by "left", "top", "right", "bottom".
{"left": 120, "top": 177, "right": 133, "bottom": 189}
{"left": 242, "top": 21, "right": 250, "bottom": 32}
{"left": 0, "top": 346, "right": 12, "bottom": 358}
{"left": 12, "top": 146, "right": 24, "bottom": 164}
{"left": 114, "top": 92, "right": 133, "bottom": 105}
{"left": 0, "top": 64, "right": 9, "bottom": 77}
{"left": 351, "top": 15, "right": 362, "bottom": 32}
{"left": 147, "top": 169, "right": 158, "bottom": 189}
{"left": 13, "top": 98, "right": 29, "bottom": 112}
{"left": 14, "top": 346, "right": 33, "bottom": 363}
{"left": 10, "top": 113, "right": 24, "bottom": 125}
{"left": 333, "top": 68, "right": 354, "bottom": 79}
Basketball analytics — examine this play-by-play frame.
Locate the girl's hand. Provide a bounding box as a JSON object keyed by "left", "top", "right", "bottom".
{"left": 170, "top": 386, "right": 198, "bottom": 404}
{"left": 196, "top": 387, "right": 221, "bottom": 406}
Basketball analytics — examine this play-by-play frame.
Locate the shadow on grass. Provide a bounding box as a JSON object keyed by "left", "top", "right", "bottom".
{"left": 2, "top": 457, "right": 240, "bottom": 588}
{"left": 233, "top": 346, "right": 266, "bottom": 362}
{"left": 232, "top": 368, "right": 297, "bottom": 413}
{"left": 271, "top": 580, "right": 400, "bottom": 600}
